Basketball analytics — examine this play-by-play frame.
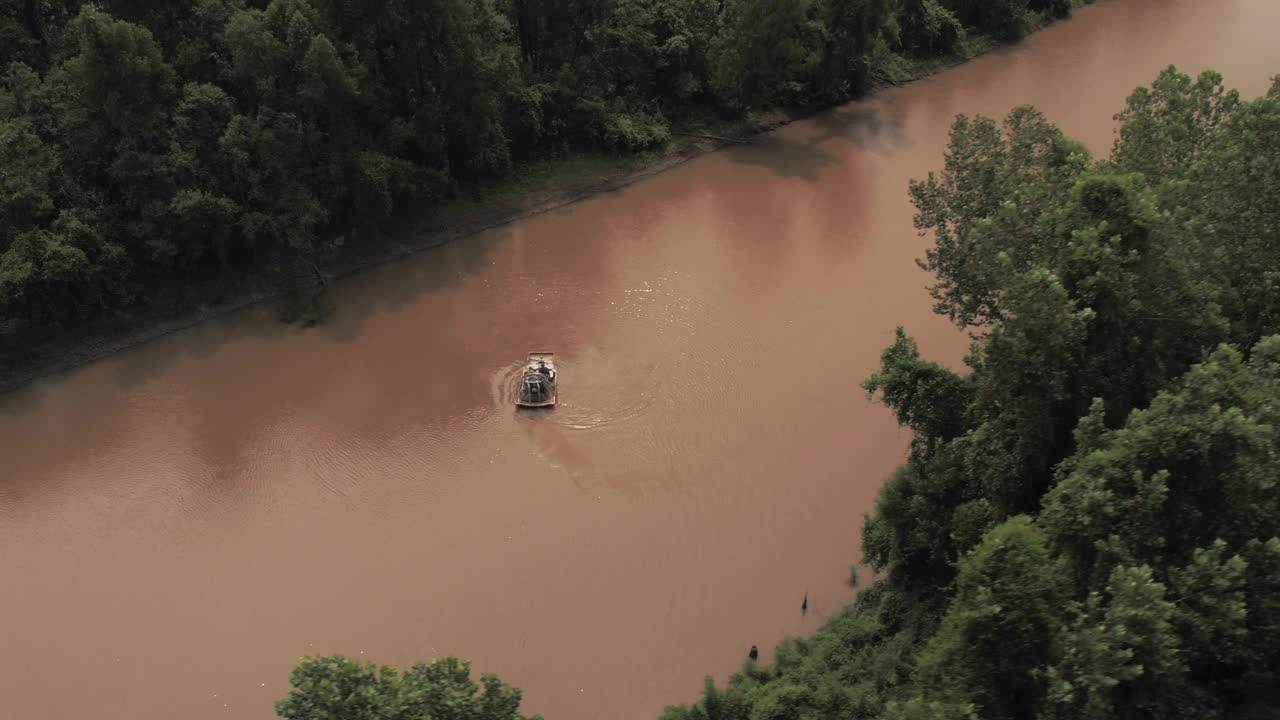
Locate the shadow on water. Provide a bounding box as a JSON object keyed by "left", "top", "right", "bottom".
{"left": 722, "top": 134, "right": 840, "bottom": 181}
{"left": 94, "top": 226, "right": 508, "bottom": 396}
{"left": 806, "top": 103, "right": 911, "bottom": 154}
{"left": 2, "top": 311, "right": 288, "bottom": 415}
{"left": 722, "top": 102, "right": 909, "bottom": 180}
{"left": 316, "top": 226, "right": 506, "bottom": 346}
{"left": 0, "top": 379, "right": 49, "bottom": 417}
{"left": 107, "top": 306, "right": 293, "bottom": 391}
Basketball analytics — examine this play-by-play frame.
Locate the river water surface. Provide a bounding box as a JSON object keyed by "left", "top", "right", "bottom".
{"left": 2, "top": 1, "right": 1278, "bottom": 718}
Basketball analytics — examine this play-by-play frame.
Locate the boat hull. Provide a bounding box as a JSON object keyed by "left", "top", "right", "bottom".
{"left": 515, "top": 395, "right": 557, "bottom": 409}
{"left": 515, "top": 378, "right": 557, "bottom": 408}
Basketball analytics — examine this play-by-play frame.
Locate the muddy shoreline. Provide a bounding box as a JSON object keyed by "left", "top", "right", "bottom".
{"left": 0, "top": 29, "right": 1033, "bottom": 395}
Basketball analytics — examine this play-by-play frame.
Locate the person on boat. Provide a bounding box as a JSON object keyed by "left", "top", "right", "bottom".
{"left": 537, "top": 361, "right": 552, "bottom": 378}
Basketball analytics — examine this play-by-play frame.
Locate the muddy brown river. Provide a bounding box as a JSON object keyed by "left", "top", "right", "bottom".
{"left": 2, "top": 1, "right": 1277, "bottom": 718}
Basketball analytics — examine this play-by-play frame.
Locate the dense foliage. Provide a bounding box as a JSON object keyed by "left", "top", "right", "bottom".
{"left": 659, "top": 66, "right": 1280, "bottom": 720}
{"left": 0, "top": 0, "right": 1085, "bottom": 334}
{"left": 276, "top": 656, "right": 541, "bottom": 720}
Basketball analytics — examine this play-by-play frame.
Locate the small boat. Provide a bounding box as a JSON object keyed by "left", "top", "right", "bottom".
{"left": 515, "top": 352, "right": 558, "bottom": 408}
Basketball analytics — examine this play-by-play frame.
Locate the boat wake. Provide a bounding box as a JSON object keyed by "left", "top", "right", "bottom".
{"left": 490, "top": 362, "right": 532, "bottom": 409}
{"left": 487, "top": 356, "right": 661, "bottom": 431}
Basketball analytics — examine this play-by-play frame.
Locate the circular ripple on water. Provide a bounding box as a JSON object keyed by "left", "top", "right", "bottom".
{"left": 489, "top": 362, "right": 529, "bottom": 409}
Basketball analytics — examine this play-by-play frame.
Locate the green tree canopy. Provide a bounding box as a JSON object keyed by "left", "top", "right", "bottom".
{"left": 277, "top": 656, "right": 541, "bottom": 720}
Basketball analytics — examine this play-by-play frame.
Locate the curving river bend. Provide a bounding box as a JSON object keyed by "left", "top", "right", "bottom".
{"left": 2, "top": 1, "right": 1278, "bottom": 718}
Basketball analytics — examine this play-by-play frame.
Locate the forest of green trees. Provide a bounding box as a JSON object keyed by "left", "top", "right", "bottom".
{"left": 272, "top": 66, "right": 1280, "bottom": 720}
{"left": 0, "top": 0, "right": 1082, "bottom": 335}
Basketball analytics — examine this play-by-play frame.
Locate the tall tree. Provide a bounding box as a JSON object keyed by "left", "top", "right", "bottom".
{"left": 915, "top": 516, "right": 1065, "bottom": 719}
{"left": 710, "top": 0, "right": 824, "bottom": 108}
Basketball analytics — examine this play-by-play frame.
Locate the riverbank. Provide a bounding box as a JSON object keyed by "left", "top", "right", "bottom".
{"left": 0, "top": 12, "right": 1061, "bottom": 395}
